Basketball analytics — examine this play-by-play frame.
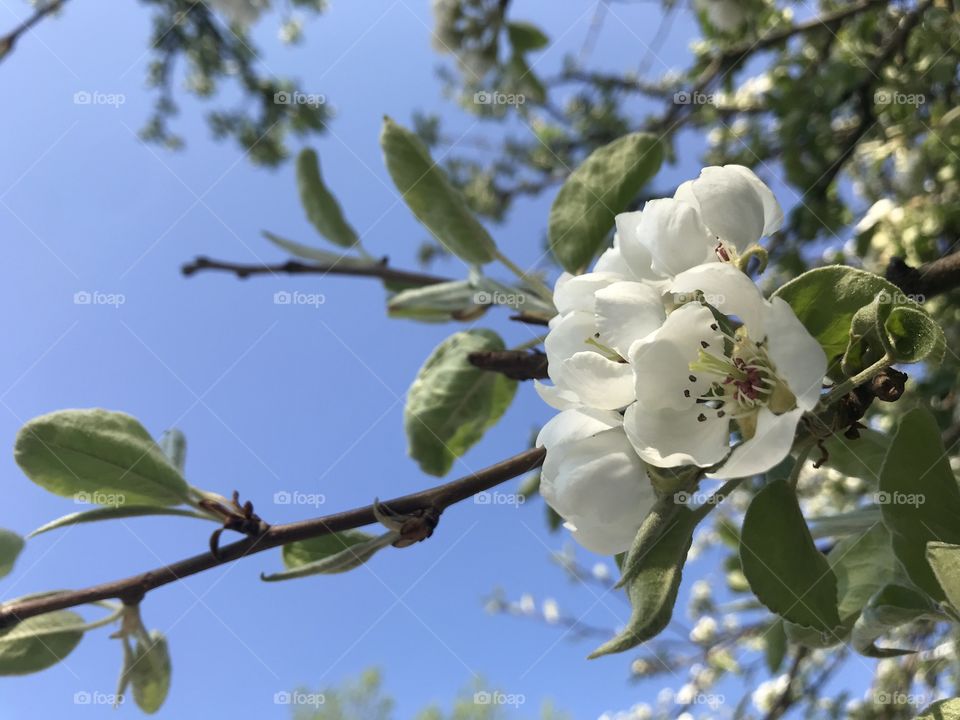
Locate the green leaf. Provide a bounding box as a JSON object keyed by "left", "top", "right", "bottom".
{"left": 831, "top": 523, "right": 898, "bottom": 622}
{"left": 588, "top": 507, "right": 700, "bottom": 658}
{"left": 879, "top": 408, "right": 960, "bottom": 601}
{"left": 506, "top": 21, "right": 549, "bottom": 52}
{"left": 926, "top": 542, "right": 960, "bottom": 612}
{"left": 380, "top": 117, "right": 496, "bottom": 265}
{"left": 404, "top": 330, "right": 517, "bottom": 477}
{"left": 262, "top": 231, "right": 374, "bottom": 269}
{"left": 264, "top": 530, "right": 393, "bottom": 581}
{"left": 548, "top": 132, "right": 663, "bottom": 272}
{"left": 764, "top": 619, "right": 788, "bottom": 673}
{"left": 740, "top": 480, "right": 842, "bottom": 633}
{"left": 0, "top": 609, "right": 85, "bottom": 675}
{"left": 772, "top": 266, "right": 943, "bottom": 371}
{"left": 0, "top": 530, "right": 24, "bottom": 580}
{"left": 158, "top": 429, "right": 186, "bottom": 475}
{"left": 821, "top": 430, "right": 889, "bottom": 482}
{"left": 296, "top": 148, "right": 359, "bottom": 248}
{"left": 851, "top": 584, "right": 939, "bottom": 657}
{"left": 129, "top": 631, "right": 171, "bottom": 714}
{"left": 809, "top": 506, "right": 882, "bottom": 539}
{"left": 616, "top": 496, "right": 682, "bottom": 588}
{"left": 28, "top": 506, "right": 211, "bottom": 539}
{"left": 387, "top": 281, "right": 487, "bottom": 322}
{"left": 917, "top": 698, "right": 960, "bottom": 719}
{"left": 842, "top": 290, "right": 945, "bottom": 372}
{"left": 15, "top": 409, "right": 191, "bottom": 506}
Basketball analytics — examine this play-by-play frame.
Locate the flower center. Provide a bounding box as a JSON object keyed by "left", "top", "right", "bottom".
{"left": 685, "top": 328, "right": 793, "bottom": 425}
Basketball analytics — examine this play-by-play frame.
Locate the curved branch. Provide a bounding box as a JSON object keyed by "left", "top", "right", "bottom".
{"left": 886, "top": 252, "right": 960, "bottom": 300}
{"left": 0, "top": 0, "right": 68, "bottom": 63}
{"left": 0, "top": 447, "right": 546, "bottom": 628}
{"left": 181, "top": 255, "right": 449, "bottom": 288}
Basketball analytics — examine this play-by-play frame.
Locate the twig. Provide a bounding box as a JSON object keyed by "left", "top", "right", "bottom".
{"left": 181, "top": 255, "right": 449, "bottom": 288}
{"left": 0, "top": 447, "right": 546, "bottom": 628}
{"left": 468, "top": 349, "right": 549, "bottom": 380}
{"left": 0, "top": 0, "right": 68, "bottom": 63}
{"left": 886, "top": 252, "right": 960, "bottom": 300}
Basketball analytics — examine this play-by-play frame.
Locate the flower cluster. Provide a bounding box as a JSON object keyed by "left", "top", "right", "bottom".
{"left": 536, "top": 166, "right": 827, "bottom": 554}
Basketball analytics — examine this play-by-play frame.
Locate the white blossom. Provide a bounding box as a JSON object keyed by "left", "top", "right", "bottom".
{"left": 208, "top": 0, "right": 270, "bottom": 26}
{"left": 689, "top": 616, "right": 718, "bottom": 644}
{"left": 694, "top": 0, "right": 746, "bottom": 32}
{"left": 752, "top": 675, "right": 790, "bottom": 713}
{"left": 536, "top": 408, "right": 656, "bottom": 553}
{"left": 624, "top": 263, "right": 826, "bottom": 478}
{"left": 542, "top": 598, "right": 560, "bottom": 623}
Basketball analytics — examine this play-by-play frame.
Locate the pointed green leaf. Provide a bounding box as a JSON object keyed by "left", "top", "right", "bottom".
{"left": 15, "top": 409, "right": 190, "bottom": 506}
{"left": 0, "top": 609, "right": 85, "bottom": 675}
{"left": 764, "top": 619, "right": 788, "bottom": 673}
{"left": 130, "top": 631, "right": 171, "bottom": 714}
{"left": 0, "top": 530, "right": 24, "bottom": 580}
{"left": 262, "top": 231, "right": 374, "bottom": 268}
{"left": 831, "top": 523, "right": 899, "bottom": 623}
{"left": 404, "top": 330, "right": 517, "bottom": 476}
{"left": 296, "top": 148, "right": 359, "bottom": 248}
{"left": 851, "top": 584, "right": 939, "bottom": 657}
{"left": 387, "top": 280, "right": 486, "bottom": 322}
{"left": 548, "top": 132, "right": 663, "bottom": 272}
{"left": 879, "top": 408, "right": 960, "bottom": 601}
{"left": 380, "top": 117, "right": 496, "bottom": 265}
{"left": 506, "top": 21, "right": 549, "bottom": 52}
{"left": 740, "top": 480, "right": 842, "bottom": 633}
{"left": 264, "top": 531, "right": 393, "bottom": 581}
{"left": 589, "top": 507, "right": 700, "bottom": 658}
{"left": 28, "top": 506, "right": 211, "bottom": 539}
{"left": 926, "top": 542, "right": 960, "bottom": 612}
{"left": 158, "top": 429, "right": 186, "bottom": 474}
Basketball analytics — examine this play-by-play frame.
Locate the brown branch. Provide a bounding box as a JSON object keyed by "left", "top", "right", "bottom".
{"left": 181, "top": 255, "right": 449, "bottom": 288}
{"left": 0, "top": 0, "right": 67, "bottom": 62}
{"left": 468, "top": 350, "right": 549, "bottom": 380}
{"left": 0, "top": 447, "right": 546, "bottom": 628}
{"left": 886, "top": 252, "right": 960, "bottom": 300}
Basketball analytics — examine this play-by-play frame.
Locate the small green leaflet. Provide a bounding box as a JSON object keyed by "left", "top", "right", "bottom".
{"left": 296, "top": 148, "right": 359, "bottom": 248}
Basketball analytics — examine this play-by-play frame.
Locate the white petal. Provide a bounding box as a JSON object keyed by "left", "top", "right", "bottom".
{"left": 534, "top": 380, "right": 582, "bottom": 410}
{"left": 763, "top": 297, "right": 827, "bottom": 411}
{"left": 727, "top": 165, "right": 783, "bottom": 236}
{"left": 536, "top": 407, "right": 622, "bottom": 449}
{"left": 637, "top": 198, "right": 716, "bottom": 277}
{"left": 561, "top": 352, "right": 635, "bottom": 409}
{"left": 629, "top": 303, "right": 721, "bottom": 411}
{"left": 544, "top": 311, "right": 594, "bottom": 369}
{"left": 670, "top": 263, "right": 768, "bottom": 335}
{"left": 594, "top": 238, "right": 634, "bottom": 278}
{"left": 624, "top": 402, "right": 730, "bottom": 468}
{"left": 615, "top": 211, "right": 659, "bottom": 281}
{"left": 674, "top": 166, "right": 767, "bottom": 251}
{"left": 594, "top": 281, "right": 666, "bottom": 357}
{"left": 709, "top": 407, "right": 803, "bottom": 479}
{"left": 553, "top": 272, "right": 621, "bottom": 315}
{"left": 541, "top": 428, "right": 655, "bottom": 554}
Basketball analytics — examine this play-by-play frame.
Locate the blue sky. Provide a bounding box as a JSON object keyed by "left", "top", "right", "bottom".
{"left": 0, "top": 0, "right": 873, "bottom": 717}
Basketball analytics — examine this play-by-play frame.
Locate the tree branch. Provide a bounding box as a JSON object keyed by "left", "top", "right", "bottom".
{"left": 468, "top": 349, "right": 549, "bottom": 380}
{"left": 0, "top": 447, "right": 545, "bottom": 628}
{"left": 181, "top": 255, "right": 449, "bottom": 288}
{"left": 886, "top": 252, "right": 960, "bottom": 300}
{"left": 0, "top": 0, "right": 68, "bottom": 63}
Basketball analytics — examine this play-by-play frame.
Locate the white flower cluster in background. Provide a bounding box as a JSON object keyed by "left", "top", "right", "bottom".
{"left": 537, "top": 166, "right": 827, "bottom": 554}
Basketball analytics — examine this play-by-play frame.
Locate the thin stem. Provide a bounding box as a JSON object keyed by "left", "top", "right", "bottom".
{"left": 492, "top": 250, "right": 555, "bottom": 306}
{"left": 821, "top": 354, "right": 894, "bottom": 406}
{"left": 0, "top": 447, "right": 545, "bottom": 628}
{"left": 787, "top": 442, "right": 815, "bottom": 490}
